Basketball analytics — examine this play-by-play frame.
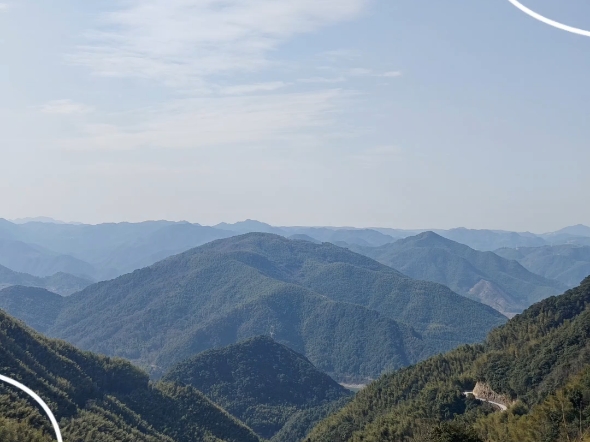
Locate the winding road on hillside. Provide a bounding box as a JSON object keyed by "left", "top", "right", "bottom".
{"left": 463, "top": 391, "right": 508, "bottom": 411}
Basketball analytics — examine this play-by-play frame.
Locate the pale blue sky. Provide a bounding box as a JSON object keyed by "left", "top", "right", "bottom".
{"left": 1, "top": 0, "right": 589, "bottom": 231}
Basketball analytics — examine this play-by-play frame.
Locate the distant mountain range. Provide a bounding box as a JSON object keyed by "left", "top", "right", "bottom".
{"left": 0, "top": 219, "right": 235, "bottom": 280}
{"left": 2, "top": 216, "right": 590, "bottom": 441}
{"left": 495, "top": 244, "right": 590, "bottom": 288}
{"left": 0, "top": 264, "right": 93, "bottom": 296}
{"left": 216, "top": 220, "right": 400, "bottom": 246}
{"left": 9, "top": 216, "right": 75, "bottom": 224}
{"left": 0, "top": 239, "right": 97, "bottom": 279}
{"left": 0, "top": 218, "right": 588, "bottom": 283}
{"left": 0, "top": 233, "right": 506, "bottom": 383}
{"left": 0, "top": 308, "right": 261, "bottom": 442}
{"left": 163, "top": 336, "right": 352, "bottom": 441}
{"left": 345, "top": 231, "right": 567, "bottom": 317}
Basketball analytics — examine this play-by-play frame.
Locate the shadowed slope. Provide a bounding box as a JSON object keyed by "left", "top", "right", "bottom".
{"left": 163, "top": 336, "right": 353, "bottom": 440}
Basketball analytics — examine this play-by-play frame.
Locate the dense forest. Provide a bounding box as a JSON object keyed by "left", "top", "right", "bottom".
{"left": 0, "top": 309, "right": 260, "bottom": 442}
{"left": 306, "top": 276, "right": 590, "bottom": 442}
{"left": 0, "top": 286, "right": 64, "bottom": 332}
{"left": 163, "top": 336, "right": 353, "bottom": 440}
{"left": 0, "top": 233, "right": 505, "bottom": 383}
{"left": 4, "top": 227, "right": 588, "bottom": 441}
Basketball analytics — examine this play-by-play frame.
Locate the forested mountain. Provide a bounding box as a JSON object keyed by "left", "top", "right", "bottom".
{"left": 544, "top": 224, "right": 590, "bottom": 238}
{"left": 0, "top": 264, "right": 92, "bottom": 296}
{"left": 307, "top": 276, "right": 590, "bottom": 442}
{"left": 0, "top": 309, "right": 260, "bottom": 442}
{"left": 376, "top": 226, "right": 590, "bottom": 250}
{"left": 216, "top": 220, "right": 284, "bottom": 235}
{"left": 3, "top": 233, "right": 505, "bottom": 383}
{"left": 346, "top": 232, "right": 566, "bottom": 317}
{"left": 495, "top": 244, "right": 590, "bottom": 288}
{"left": 0, "top": 286, "right": 64, "bottom": 332}
{"left": 540, "top": 224, "right": 590, "bottom": 246}
{"left": 163, "top": 336, "right": 353, "bottom": 441}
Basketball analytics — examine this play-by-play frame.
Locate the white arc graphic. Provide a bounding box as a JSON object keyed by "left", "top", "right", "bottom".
{"left": 0, "top": 374, "right": 63, "bottom": 442}
{"left": 507, "top": 0, "right": 590, "bottom": 37}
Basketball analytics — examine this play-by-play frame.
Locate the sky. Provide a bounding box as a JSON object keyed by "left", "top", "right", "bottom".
{"left": 1, "top": 0, "right": 589, "bottom": 232}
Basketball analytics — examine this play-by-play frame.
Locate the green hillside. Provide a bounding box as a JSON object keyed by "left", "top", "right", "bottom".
{"left": 163, "top": 336, "right": 353, "bottom": 440}
{"left": 306, "top": 276, "right": 590, "bottom": 442}
{"left": 0, "top": 309, "right": 260, "bottom": 442}
{"left": 42, "top": 233, "right": 504, "bottom": 382}
{"left": 0, "top": 286, "right": 64, "bottom": 332}
{"left": 495, "top": 244, "right": 590, "bottom": 288}
{"left": 348, "top": 231, "right": 565, "bottom": 317}
{"left": 0, "top": 264, "right": 92, "bottom": 296}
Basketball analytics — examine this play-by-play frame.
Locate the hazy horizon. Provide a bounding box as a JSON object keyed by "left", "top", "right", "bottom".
{"left": 2, "top": 1, "right": 589, "bottom": 231}
{"left": 4, "top": 215, "right": 589, "bottom": 236}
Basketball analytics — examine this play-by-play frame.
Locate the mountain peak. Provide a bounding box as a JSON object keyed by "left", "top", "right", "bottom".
{"left": 163, "top": 336, "right": 351, "bottom": 439}
{"left": 214, "top": 219, "right": 281, "bottom": 234}
{"left": 398, "top": 230, "right": 455, "bottom": 247}
{"left": 549, "top": 224, "right": 590, "bottom": 237}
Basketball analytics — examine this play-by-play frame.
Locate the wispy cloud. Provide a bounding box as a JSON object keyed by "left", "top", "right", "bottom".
{"left": 70, "top": 0, "right": 368, "bottom": 89}
{"left": 59, "top": 89, "right": 349, "bottom": 151}
{"left": 39, "top": 99, "right": 94, "bottom": 115}
{"left": 220, "top": 81, "right": 289, "bottom": 95}
{"left": 58, "top": 0, "right": 378, "bottom": 153}
{"left": 0, "top": 3, "right": 9, "bottom": 11}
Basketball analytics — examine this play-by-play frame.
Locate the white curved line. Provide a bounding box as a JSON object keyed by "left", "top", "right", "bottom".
{"left": 0, "top": 374, "right": 63, "bottom": 442}
{"left": 507, "top": 0, "right": 590, "bottom": 37}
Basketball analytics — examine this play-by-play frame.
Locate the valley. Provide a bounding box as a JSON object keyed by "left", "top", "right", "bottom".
{"left": 0, "top": 218, "right": 589, "bottom": 441}
{"left": 3, "top": 2, "right": 589, "bottom": 439}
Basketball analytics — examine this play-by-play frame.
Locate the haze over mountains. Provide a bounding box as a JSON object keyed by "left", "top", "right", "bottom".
{"left": 0, "top": 264, "right": 92, "bottom": 296}
{"left": 1, "top": 217, "right": 588, "bottom": 282}
{"left": 1, "top": 216, "right": 589, "bottom": 441}
{"left": 344, "top": 232, "right": 567, "bottom": 317}
{"left": 0, "top": 233, "right": 506, "bottom": 383}
{"left": 0, "top": 217, "right": 586, "bottom": 346}
{"left": 495, "top": 244, "right": 590, "bottom": 288}
{"left": 2, "top": 244, "right": 589, "bottom": 441}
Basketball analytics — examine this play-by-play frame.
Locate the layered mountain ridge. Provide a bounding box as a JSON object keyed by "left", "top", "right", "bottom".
{"left": 0, "top": 233, "right": 506, "bottom": 383}
{"left": 0, "top": 308, "right": 261, "bottom": 442}
{"left": 307, "top": 276, "right": 590, "bottom": 442}
{"left": 0, "top": 264, "right": 92, "bottom": 296}
{"left": 346, "top": 231, "right": 566, "bottom": 317}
